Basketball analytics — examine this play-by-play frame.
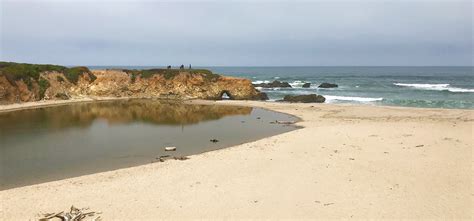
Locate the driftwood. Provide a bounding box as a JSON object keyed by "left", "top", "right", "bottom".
{"left": 155, "top": 155, "right": 189, "bottom": 162}
{"left": 39, "top": 206, "right": 101, "bottom": 221}
{"left": 270, "top": 120, "right": 296, "bottom": 125}
{"left": 173, "top": 156, "right": 190, "bottom": 161}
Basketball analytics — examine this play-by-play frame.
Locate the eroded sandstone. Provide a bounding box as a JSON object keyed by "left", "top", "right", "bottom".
{"left": 0, "top": 63, "right": 268, "bottom": 104}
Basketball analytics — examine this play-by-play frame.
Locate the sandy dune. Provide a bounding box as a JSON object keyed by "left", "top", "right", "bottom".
{"left": 0, "top": 100, "right": 472, "bottom": 220}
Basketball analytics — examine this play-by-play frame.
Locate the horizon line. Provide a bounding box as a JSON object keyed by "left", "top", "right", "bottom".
{"left": 2, "top": 61, "right": 473, "bottom": 67}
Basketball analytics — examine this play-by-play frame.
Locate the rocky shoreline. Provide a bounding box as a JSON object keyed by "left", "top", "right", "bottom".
{"left": 0, "top": 62, "right": 268, "bottom": 104}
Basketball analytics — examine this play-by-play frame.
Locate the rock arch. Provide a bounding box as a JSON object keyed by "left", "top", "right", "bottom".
{"left": 218, "top": 90, "right": 234, "bottom": 100}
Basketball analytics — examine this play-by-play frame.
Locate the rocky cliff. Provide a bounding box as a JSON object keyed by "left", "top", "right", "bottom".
{"left": 0, "top": 62, "right": 268, "bottom": 104}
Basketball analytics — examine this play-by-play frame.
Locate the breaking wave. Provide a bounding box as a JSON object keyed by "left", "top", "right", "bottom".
{"left": 394, "top": 83, "right": 474, "bottom": 93}
{"left": 324, "top": 95, "right": 383, "bottom": 102}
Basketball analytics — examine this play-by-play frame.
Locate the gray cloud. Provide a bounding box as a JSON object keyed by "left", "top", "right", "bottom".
{"left": 1, "top": 0, "right": 472, "bottom": 66}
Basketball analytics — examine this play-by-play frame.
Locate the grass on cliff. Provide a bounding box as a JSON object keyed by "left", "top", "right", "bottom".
{"left": 0, "top": 61, "right": 96, "bottom": 85}
{"left": 123, "top": 68, "right": 220, "bottom": 83}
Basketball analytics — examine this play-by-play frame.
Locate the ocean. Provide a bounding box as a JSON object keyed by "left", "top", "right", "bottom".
{"left": 88, "top": 66, "right": 474, "bottom": 109}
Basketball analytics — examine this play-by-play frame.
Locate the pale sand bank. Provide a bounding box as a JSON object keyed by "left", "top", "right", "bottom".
{"left": 0, "top": 100, "right": 472, "bottom": 220}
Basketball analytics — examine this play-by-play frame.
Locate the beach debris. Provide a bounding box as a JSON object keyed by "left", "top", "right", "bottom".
{"left": 210, "top": 139, "right": 219, "bottom": 143}
{"left": 349, "top": 158, "right": 355, "bottom": 160}
{"left": 39, "top": 205, "right": 101, "bottom": 221}
{"left": 323, "top": 203, "right": 335, "bottom": 206}
{"left": 157, "top": 155, "right": 171, "bottom": 162}
{"left": 156, "top": 155, "right": 189, "bottom": 162}
{"left": 164, "top": 146, "right": 177, "bottom": 151}
{"left": 173, "top": 156, "right": 189, "bottom": 161}
{"left": 415, "top": 144, "right": 424, "bottom": 147}
{"left": 270, "top": 120, "right": 296, "bottom": 125}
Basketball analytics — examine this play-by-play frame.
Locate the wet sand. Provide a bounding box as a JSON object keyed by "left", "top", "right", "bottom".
{"left": 0, "top": 100, "right": 472, "bottom": 219}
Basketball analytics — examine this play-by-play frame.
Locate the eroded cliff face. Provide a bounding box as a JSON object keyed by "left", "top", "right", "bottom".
{"left": 0, "top": 69, "right": 268, "bottom": 104}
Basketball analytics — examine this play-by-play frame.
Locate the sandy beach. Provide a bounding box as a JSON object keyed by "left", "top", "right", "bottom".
{"left": 0, "top": 100, "right": 472, "bottom": 220}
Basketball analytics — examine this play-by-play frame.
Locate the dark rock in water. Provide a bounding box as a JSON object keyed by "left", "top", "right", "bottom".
{"left": 302, "top": 83, "right": 311, "bottom": 88}
{"left": 250, "top": 92, "right": 269, "bottom": 100}
{"left": 282, "top": 94, "right": 326, "bottom": 103}
{"left": 210, "top": 139, "right": 219, "bottom": 143}
{"left": 253, "top": 80, "right": 292, "bottom": 88}
{"left": 318, "top": 83, "right": 338, "bottom": 88}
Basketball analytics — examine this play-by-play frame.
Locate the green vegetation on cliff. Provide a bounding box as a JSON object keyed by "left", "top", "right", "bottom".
{"left": 63, "top": 66, "right": 95, "bottom": 84}
{"left": 38, "top": 77, "right": 50, "bottom": 99}
{"left": 0, "top": 62, "right": 96, "bottom": 85}
{"left": 123, "top": 68, "right": 220, "bottom": 82}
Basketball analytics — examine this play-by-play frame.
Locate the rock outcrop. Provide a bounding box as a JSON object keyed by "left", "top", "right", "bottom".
{"left": 0, "top": 62, "right": 268, "bottom": 104}
{"left": 302, "top": 83, "right": 311, "bottom": 88}
{"left": 281, "top": 94, "right": 326, "bottom": 103}
{"left": 253, "top": 80, "right": 292, "bottom": 88}
{"left": 318, "top": 83, "right": 338, "bottom": 88}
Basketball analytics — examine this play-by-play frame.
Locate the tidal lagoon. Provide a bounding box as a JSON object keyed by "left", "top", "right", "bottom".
{"left": 0, "top": 99, "right": 298, "bottom": 190}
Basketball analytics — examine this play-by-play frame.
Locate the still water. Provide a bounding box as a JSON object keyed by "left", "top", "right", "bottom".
{"left": 0, "top": 99, "right": 298, "bottom": 190}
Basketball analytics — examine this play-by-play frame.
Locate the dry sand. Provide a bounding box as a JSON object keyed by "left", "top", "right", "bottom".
{"left": 0, "top": 100, "right": 472, "bottom": 220}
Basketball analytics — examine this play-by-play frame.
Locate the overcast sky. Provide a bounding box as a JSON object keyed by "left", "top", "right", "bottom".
{"left": 1, "top": 0, "right": 472, "bottom": 66}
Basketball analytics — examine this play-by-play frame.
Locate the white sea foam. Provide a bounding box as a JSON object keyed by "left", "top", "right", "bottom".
{"left": 289, "top": 80, "right": 309, "bottom": 88}
{"left": 252, "top": 80, "right": 271, "bottom": 84}
{"left": 394, "top": 83, "right": 474, "bottom": 93}
{"left": 324, "top": 95, "right": 383, "bottom": 102}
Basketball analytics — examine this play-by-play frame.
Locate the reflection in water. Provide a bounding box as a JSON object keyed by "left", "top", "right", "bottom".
{"left": 0, "top": 99, "right": 297, "bottom": 190}
{"left": 0, "top": 100, "right": 252, "bottom": 135}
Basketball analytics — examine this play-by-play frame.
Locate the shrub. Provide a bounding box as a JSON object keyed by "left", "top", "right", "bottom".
{"left": 64, "top": 66, "right": 91, "bottom": 84}
{"left": 0, "top": 62, "right": 66, "bottom": 84}
{"left": 89, "top": 73, "right": 97, "bottom": 82}
{"left": 56, "top": 76, "right": 65, "bottom": 82}
{"left": 55, "top": 93, "right": 69, "bottom": 100}
{"left": 0, "top": 62, "right": 93, "bottom": 85}
{"left": 38, "top": 77, "right": 50, "bottom": 99}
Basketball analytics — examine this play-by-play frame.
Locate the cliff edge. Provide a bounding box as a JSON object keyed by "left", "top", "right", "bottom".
{"left": 0, "top": 62, "right": 268, "bottom": 104}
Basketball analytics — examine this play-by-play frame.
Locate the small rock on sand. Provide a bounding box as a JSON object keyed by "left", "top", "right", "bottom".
{"left": 164, "top": 146, "right": 177, "bottom": 151}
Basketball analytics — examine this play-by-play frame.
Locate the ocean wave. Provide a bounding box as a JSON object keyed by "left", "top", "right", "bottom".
{"left": 289, "top": 80, "right": 311, "bottom": 88}
{"left": 252, "top": 80, "right": 271, "bottom": 84}
{"left": 394, "top": 83, "right": 474, "bottom": 93}
{"left": 324, "top": 95, "right": 383, "bottom": 102}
